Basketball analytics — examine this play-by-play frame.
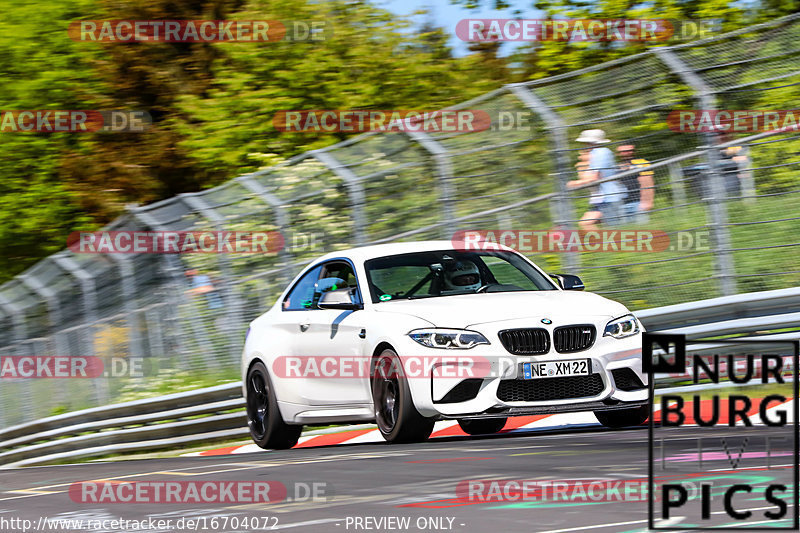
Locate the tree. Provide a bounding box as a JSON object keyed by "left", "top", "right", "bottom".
{"left": 454, "top": 0, "right": 757, "bottom": 80}
{"left": 174, "top": 0, "right": 511, "bottom": 175}
{"left": 0, "top": 0, "right": 511, "bottom": 283}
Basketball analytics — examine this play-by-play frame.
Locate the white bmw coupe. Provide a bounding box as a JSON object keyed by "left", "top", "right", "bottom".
{"left": 242, "top": 241, "right": 648, "bottom": 448}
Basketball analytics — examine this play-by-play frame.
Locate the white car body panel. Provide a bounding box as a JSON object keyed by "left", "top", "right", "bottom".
{"left": 242, "top": 240, "right": 647, "bottom": 425}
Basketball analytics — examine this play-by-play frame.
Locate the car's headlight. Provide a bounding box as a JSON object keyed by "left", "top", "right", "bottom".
{"left": 408, "top": 329, "right": 490, "bottom": 349}
{"left": 604, "top": 314, "right": 640, "bottom": 339}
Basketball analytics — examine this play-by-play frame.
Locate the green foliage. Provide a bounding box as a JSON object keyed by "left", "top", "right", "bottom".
{"left": 0, "top": 0, "right": 103, "bottom": 281}
{"left": 174, "top": 0, "right": 509, "bottom": 175}
{"left": 457, "top": 0, "right": 776, "bottom": 80}
{"left": 0, "top": 0, "right": 510, "bottom": 283}
{"left": 0, "top": 0, "right": 796, "bottom": 289}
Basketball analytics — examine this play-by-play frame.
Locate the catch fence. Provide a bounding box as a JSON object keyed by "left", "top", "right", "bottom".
{"left": 1, "top": 14, "right": 799, "bottom": 427}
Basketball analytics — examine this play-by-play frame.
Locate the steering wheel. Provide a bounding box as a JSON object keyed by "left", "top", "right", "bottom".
{"left": 476, "top": 284, "right": 491, "bottom": 293}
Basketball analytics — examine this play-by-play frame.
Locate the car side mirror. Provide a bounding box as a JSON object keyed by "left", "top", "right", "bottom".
{"left": 318, "top": 288, "right": 362, "bottom": 310}
{"left": 550, "top": 274, "right": 585, "bottom": 291}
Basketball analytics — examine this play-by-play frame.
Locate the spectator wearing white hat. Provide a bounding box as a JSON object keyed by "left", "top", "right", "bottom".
{"left": 568, "top": 129, "right": 627, "bottom": 229}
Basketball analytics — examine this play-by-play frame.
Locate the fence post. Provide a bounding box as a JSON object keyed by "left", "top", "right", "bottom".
{"left": 667, "top": 162, "right": 688, "bottom": 216}
{"left": 738, "top": 151, "right": 756, "bottom": 205}
{"left": 507, "top": 83, "right": 579, "bottom": 273}
{"left": 17, "top": 273, "right": 65, "bottom": 422}
{"left": 128, "top": 206, "right": 198, "bottom": 371}
{"left": 236, "top": 174, "right": 295, "bottom": 285}
{"left": 51, "top": 253, "right": 109, "bottom": 405}
{"left": 0, "top": 307, "right": 7, "bottom": 427}
{"left": 654, "top": 48, "right": 736, "bottom": 297}
{"left": 18, "top": 272, "right": 64, "bottom": 357}
{"left": 106, "top": 252, "right": 146, "bottom": 389}
{"left": 311, "top": 150, "right": 367, "bottom": 245}
{"left": 179, "top": 193, "right": 248, "bottom": 367}
{"left": 0, "top": 292, "right": 29, "bottom": 427}
{"left": 108, "top": 254, "right": 145, "bottom": 359}
{"left": 405, "top": 130, "right": 456, "bottom": 239}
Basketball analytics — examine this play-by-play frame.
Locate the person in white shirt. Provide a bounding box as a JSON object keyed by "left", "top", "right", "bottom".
{"left": 567, "top": 129, "right": 626, "bottom": 230}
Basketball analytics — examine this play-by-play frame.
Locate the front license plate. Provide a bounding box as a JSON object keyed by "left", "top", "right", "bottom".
{"left": 521, "top": 359, "right": 591, "bottom": 380}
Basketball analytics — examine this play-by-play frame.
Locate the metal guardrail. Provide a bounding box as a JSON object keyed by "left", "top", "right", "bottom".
{"left": 1, "top": 286, "right": 798, "bottom": 468}
{"left": 0, "top": 383, "right": 244, "bottom": 467}
{"left": 636, "top": 286, "right": 800, "bottom": 334}
{"left": 637, "top": 286, "right": 800, "bottom": 385}
{"left": 0, "top": 382, "right": 242, "bottom": 443}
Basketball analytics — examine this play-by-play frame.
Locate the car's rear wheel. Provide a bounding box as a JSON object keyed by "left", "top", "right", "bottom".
{"left": 458, "top": 418, "right": 507, "bottom": 435}
{"left": 371, "top": 348, "right": 435, "bottom": 443}
{"left": 246, "top": 361, "right": 302, "bottom": 449}
{"left": 594, "top": 405, "right": 649, "bottom": 428}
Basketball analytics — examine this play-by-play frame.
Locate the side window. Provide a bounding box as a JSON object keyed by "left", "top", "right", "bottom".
{"left": 321, "top": 262, "right": 357, "bottom": 288}
{"left": 283, "top": 265, "right": 322, "bottom": 311}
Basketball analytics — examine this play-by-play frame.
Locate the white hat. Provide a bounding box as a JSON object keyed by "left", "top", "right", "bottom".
{"left": 576, "top": 129, "right": 611, "bottom": 144}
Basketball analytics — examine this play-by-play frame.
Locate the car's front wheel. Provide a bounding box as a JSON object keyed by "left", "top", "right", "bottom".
{"left": 458, "top": 418, "right": 507, "bottom": 435}
{"left": 371, "top": 348, "right": 435, "bottom": 443}
{"left": 246, "top": 361, "right": 302, "bottom": 449}
{"left": 594, "top": 405, "right": 649, "bottom": 428}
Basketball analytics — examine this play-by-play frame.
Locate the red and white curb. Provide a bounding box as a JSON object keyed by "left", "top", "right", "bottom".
{"left": 184, "top": 398, "right": 793, "bottom": 457}
{"left": 183, "top": 412, "right": 592, "bottom": 457}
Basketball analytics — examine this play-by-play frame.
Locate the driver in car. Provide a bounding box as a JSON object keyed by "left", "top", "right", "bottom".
{"left": 441, "top": 260, "right": 482, "bottom": 294}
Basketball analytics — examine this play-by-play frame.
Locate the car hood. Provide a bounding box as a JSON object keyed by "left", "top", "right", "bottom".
{"left": 373, "top": 290, "right": 630, "bottom": 328}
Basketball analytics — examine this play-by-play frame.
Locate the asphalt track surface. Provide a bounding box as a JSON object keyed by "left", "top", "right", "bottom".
{"left": 0, "top": 422, "right": 795, "bottom": 533}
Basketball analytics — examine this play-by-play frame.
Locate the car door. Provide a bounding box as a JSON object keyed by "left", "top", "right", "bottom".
{"left": 274, "top": 264, "right": 323, "bottom": 405}
{"left": 292, "top": 259, "right": 371, "bottom": 406}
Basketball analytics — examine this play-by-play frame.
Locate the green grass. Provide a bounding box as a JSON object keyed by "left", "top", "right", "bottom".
{"left": 44, "top": 369, "right": 241, "bottom": 418}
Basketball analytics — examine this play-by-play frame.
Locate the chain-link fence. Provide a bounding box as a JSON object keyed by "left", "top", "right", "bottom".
{"left": 1, "top": 14, "right": 799, "bottom": 428}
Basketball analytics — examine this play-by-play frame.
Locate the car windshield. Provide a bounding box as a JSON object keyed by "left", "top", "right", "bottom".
{"left": 364, "top": 249, "right": 557, "bottom": 303}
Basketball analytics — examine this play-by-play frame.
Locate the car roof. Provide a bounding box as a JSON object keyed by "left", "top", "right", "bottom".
{"left": 313, "top": 240, "right": 515, "bottom": 264}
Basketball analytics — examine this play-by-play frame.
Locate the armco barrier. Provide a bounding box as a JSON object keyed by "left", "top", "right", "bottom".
{"left": 1, "top": 286, "right": 798, "bottom": 467}
{"left": 636, "top": 286, "right": 800, "bottom": 334}
{"left": 0, "top": 383, "right": 244, "bottom": 467}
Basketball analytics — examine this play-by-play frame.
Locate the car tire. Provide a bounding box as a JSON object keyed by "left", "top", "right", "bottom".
{"left": 594, "top": 405, "right": 649, "bottom": 428}
{"left": 371, "top": 348, "right": 435, "bottom": 443}
{"left": 457, "top": 418, "right": 507, "bottom": 435}
{"left": 246, "top": 361, "right": 302, "bottom": 449}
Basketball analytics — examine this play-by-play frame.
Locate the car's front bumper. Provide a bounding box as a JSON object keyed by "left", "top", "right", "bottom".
{"left": 400, "top": 331, "right": 648, "bottom": 419}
